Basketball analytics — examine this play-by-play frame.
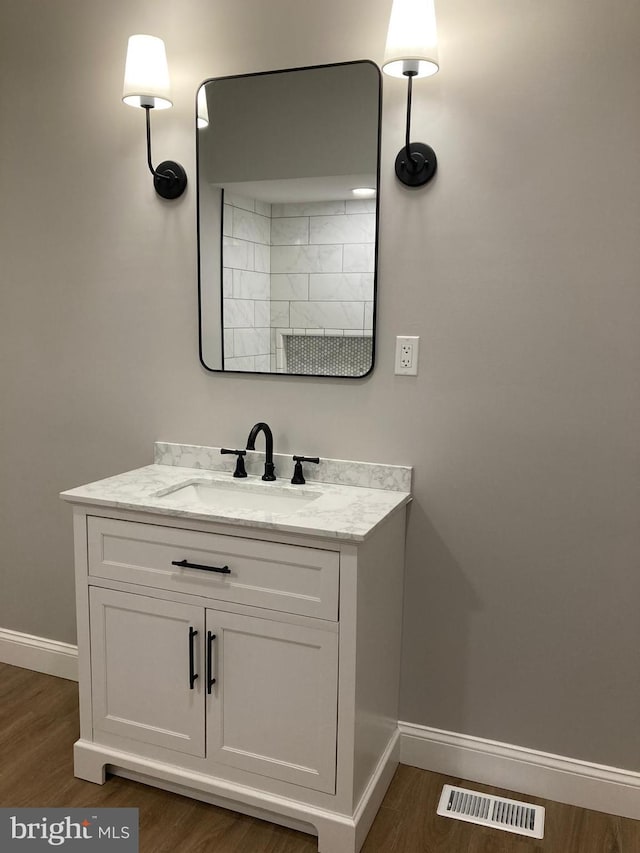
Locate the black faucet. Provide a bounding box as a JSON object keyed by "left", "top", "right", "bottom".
{"left": 246, "top": 422, "right": 276, "bottom": 481}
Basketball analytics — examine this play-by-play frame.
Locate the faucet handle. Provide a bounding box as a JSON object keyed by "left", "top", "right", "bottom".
{"left": 220, "top": 448, "right": 247, "bottom": 478}
{"left": 291, "top": 456, "right": 320, "bottom": 485}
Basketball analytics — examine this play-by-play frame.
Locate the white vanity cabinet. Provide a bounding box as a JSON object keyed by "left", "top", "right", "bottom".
{"left": 68, "top": 490, "right": 407, "bottom": 853}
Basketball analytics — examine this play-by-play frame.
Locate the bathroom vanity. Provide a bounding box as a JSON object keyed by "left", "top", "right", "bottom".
{"left": 61, "top": 443, "right": 411, "bottom": 853}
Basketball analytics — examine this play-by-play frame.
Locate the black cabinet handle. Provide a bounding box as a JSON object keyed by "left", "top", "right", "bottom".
{"left": 188, "top": 626, "right": 198, "bottom": 689}
{"left": 172, "top": 559, "right": 231, "bottom": 574}
{"left": 207, "top": 631, "right": 217, "bottom": 694}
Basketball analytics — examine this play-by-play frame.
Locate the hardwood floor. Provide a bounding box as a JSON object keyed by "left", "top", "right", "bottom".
{"left": 0, "top": 663, "right": 637, "bottom": 852}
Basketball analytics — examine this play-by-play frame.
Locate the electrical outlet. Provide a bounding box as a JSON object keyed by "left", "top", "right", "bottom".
{"left": 395, "top": 335, "right": 419, "bottom": 375}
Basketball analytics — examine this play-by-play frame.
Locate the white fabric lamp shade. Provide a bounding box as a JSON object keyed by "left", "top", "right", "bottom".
{"left": 123, "top": 34, "right": 172, "bottom": 109}
{"left": 383, "top": 0, "right": 439, "bottom": 78}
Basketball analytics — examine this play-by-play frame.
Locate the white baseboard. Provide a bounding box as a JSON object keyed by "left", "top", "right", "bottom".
{"left": 399, "top": 721, "right": 640, "bottom": 821}
{"left": 0, "top": 628, "right": 78, "bottom": 681}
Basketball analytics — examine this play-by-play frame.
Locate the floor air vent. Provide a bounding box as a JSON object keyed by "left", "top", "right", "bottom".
{"left": 437, "top": 784, "right": 545, "bottom": 839}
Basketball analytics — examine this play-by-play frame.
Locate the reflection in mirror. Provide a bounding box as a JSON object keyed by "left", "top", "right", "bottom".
{"left": 197, "top": 61, "right": 381, "bottom": 377}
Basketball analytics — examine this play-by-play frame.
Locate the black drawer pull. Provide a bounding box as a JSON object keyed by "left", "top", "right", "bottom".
{"left": 207, "top": 631, "right": 217, "bottom": 694}
{"left": 172, "top": 559, "right": 231, "bottom": 574}
{"left": 188, "top": 626, "right": 198, "bottom": 690}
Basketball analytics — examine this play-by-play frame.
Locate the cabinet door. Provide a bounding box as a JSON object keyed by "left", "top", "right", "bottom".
{"left": 205, "top": 610, "right": 338, "bottom": 793}
{"left": 90, "top": 588, "right": 205, "bottom": 756}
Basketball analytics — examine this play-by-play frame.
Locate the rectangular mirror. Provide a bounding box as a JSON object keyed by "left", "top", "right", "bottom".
{"left": 197, "top": 61, "right": 381, "bottom": 377}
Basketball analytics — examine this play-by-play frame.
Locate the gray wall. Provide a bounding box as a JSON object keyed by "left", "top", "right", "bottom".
{"left": 1, "top": 0, "right": 638, "bottom": 773}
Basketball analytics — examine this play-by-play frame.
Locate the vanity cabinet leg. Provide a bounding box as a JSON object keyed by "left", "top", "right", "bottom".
{"left": 316, "top": 820, "right": 357, "bottom": 853}
{"left": 73, "top": 741, "right": 106, "bottom": 785}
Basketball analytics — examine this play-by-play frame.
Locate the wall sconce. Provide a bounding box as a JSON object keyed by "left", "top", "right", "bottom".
{"left": 382, "top": 0, "right": 439, "bottom": 187}
{"left": 122, "top": 34, "right": 187, "bottom": 200}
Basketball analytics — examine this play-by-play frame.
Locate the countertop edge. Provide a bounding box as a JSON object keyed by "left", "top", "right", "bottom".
{"left": 59, "top": 490, "right": 412, "bottom": 544}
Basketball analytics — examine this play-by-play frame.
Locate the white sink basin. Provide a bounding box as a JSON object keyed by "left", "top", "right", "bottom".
{"left": 154, "top": 479, "right": 319, "bottom": 514}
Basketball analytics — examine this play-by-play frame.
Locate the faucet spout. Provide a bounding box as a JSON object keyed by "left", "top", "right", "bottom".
{"left": 246, "top": 422, "right": 276, "bottom": 481}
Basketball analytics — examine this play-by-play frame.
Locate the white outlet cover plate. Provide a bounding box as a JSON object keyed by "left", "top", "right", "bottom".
{"left": 395, "top": 335, "right": 419, "bottom": 375}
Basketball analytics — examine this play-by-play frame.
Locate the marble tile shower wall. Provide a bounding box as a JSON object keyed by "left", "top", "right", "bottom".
{"left": 222, "top": 195, "right": 375, "bottom": 371}
{"left": 270, "top": 199, "right": 375, "bottom": 372}
{"left": 222, "top": 194, "right": 272, "bottom": 371}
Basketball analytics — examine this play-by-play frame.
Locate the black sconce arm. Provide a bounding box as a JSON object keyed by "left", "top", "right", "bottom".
{"left": 394, "top": 71, "right": 437, "bottom": 188}
{"left": 143, "top": 105, "right": 187, "bottom": 200}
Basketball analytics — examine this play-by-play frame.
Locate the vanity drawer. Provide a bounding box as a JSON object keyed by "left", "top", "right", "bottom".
{"left": 87, "top": 517, "right": 339, "bottom": 620}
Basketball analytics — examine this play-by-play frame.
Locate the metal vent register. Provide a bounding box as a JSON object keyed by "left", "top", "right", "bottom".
{"left": 437, "top": 785, "right": 545, "bottom": 839}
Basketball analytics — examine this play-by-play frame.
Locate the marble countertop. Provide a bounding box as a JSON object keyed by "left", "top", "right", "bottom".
{"left": 60, "top": 463, "right": 411, "bottom": 542}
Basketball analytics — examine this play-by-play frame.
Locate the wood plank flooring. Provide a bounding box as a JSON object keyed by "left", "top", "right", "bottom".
{"left": 0, "top": 663, "right": 638, "bottom": 852}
